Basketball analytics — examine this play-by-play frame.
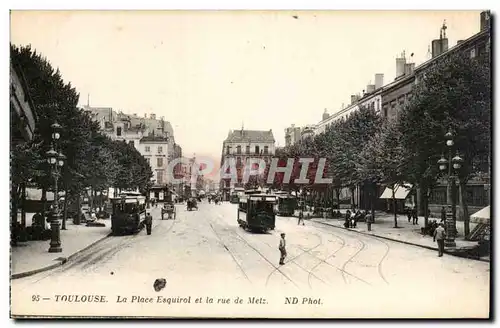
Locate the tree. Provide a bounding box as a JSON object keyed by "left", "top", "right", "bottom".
{"left": 328, "top": 107, "right": 382, "bottom": 208}
{"left": 399, "top": 51, "right": 491, "bottom": 234}
{"left": 359, "top": 120, "right": 406, "bottom": 227}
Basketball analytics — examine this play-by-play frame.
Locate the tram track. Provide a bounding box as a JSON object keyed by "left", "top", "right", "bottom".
{"left": 312, "top": 220, "right": 391, "bottom": 285}
{"left": 212, "top": 214, "right": 300, "bottom": 289}
{"left": 29, "top": 214, "right": 178, "bottom": 283}
{"left": 262, "top": 233, "right": 326, "bottom": 288}
{"left": 207, "top": 221, "right": 252, "bottom": 284}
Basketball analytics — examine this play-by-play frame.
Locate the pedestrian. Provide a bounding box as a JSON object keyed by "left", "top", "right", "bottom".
{"left": 407, "top": 207, "right": 412, "bottom": 223}
{"left": 366, "top": 210, "right": 374, "bottom": 232}
{"left": 344, "top": 210, "right": 351, "bottom": 228}
{"left": 433, "top": 223, "right": 446, "bottom": 257}
{"left": 412, "top": 208, "right": 418, "bottom": 225}
{"left": 297, "top": 210, "right": 305, "bottom": 226}
{"left": 440, "top": 206, "right": 447, "bottom": 223}
{"left": 145, "top": 212, "right": 153, "bottom": 235}
{"left": 279, "top": 233, "right": 287, "bottom": 265}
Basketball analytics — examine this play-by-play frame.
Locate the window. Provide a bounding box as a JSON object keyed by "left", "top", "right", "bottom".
{"left": 145, "top": 146, "right": 150, "bottom": 152}
{"left": 128, "top": 140, "right": 134, "bottom": 147}
{"left": 145, "top": 158, "right": 150, "bottom": 165}
{"left": 226, "top": 180, "right": 230, "bottom": 188}
{"left": 470, "top": 48, "right": 476, "bottom": 58}
{"left": 158, "top": 146, "right": 163, "bottom": 154}
{"left": 245, "top": 146, "right": 250, "bottom": 154}
{"left": 156, "top": 171, "right": 163, "bottom": 185}
{"left": 157, "top": 158, "right": 163, "bottom": 167}
{"left": 116, "top": 127, "right": 122, "bottom": 136}
{"left": 255, "top": 146, "right": 260, "bottom": 154}
{"left": 237, "top": 157, "right": 242, "bottom": 167}
{"left": 383, "top": 107, "right": 388, "bottom": 118}
{"left": 264, "top": 146, "right": 269, "bottom": 155}
{"left": 236, "top": 146, "right": 241, "bottom": 154}
{"left": 226, "top": 146, "right": 230, "bottom": 155}
{"left": 370, "top": 103, "right": 375, "bottom": 110}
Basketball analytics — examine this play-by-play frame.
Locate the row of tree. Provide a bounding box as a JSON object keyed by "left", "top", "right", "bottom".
{"left": 11, "top": 44, "right": 153, "bottom": 228}
{"left": 274, "top": 50, "right": 491, "bottom": 230}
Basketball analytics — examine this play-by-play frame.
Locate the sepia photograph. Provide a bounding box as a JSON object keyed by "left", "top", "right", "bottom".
{"left": 9, "top": 8, "right": 491, "bottom": 319}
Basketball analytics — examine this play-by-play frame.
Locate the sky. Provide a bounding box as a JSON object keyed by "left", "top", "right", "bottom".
{"left": 10, "top": 10, "right": 482, "bottom": 161}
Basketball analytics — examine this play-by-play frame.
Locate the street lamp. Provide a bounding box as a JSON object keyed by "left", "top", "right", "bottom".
{"left": 46, "top": 122, "right": 65, "bottom": 253}
{"left": 437, "top": 129, "right": 464, "bottom": 248}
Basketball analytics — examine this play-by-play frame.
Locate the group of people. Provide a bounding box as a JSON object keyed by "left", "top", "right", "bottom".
{"left": 406, "top": 207, "right": 419, "bottom": 225}
{"left": 343, "top": 209, "right": 374, "bottom": 230}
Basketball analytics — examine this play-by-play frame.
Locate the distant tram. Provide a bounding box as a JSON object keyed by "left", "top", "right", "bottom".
{"left": 237, "top": 193, "right": 277, "bottom": 232}
{"left": 230, "top": 187, "right": 245, "bottom": 204}
{"left": 276, "top": 193, "right": 298, "bottom": 216}
{"left": 110, "top": 191, "right": 146, "bottom": 235}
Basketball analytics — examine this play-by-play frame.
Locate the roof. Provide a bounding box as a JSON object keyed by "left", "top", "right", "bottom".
{"left": 225, "top": 129, "right": 275, "bottom": 143}
{"left": 140, "top": 135, "right": 170, "bottom": 143}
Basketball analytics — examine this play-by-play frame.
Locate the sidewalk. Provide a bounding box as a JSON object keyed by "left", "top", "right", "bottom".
{"left": 309, "top": 211, "right": 490, "bottom": 263}
{"left": 11, "top": 220, "right": 111, "bottom": 279}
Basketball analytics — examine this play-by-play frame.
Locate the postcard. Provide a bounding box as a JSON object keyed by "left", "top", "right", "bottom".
{"left": 10, "top": 10, "right": 491, "bottom": 319}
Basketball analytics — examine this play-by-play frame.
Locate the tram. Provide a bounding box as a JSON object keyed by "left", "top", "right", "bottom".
{"left": 110, "top": 191, "right": 146, "bottom": 235}
{"left": 237, "top": 193, "right": 277, "bottom": 232}
{"left": 230, "top": 187, "right": 245, "bottom": 204}
{"left": 276, "top": 193, "right": 298, "bottom": 216}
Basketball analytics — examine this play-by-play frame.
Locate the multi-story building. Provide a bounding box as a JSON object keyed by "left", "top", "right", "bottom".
{"left": 85, "top": 105, "right": 182, "bottom": 201}
{"left": 375, "top": 12, "right": 491, "bottom": 215}
{"left": 10, "top": 63, "right": 37, "bottom": 144}
{"left": 284, "top": 124, "right": 302, "bottom": 147}
{"left": 287, "top": 11, "right": 491, "bottom": 214}
{"left": 220, "top": 129, "right": 275, "bottom": 200}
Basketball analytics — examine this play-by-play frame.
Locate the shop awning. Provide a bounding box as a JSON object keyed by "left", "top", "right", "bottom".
{"left": 26, "top": 188, "right": 65, "bottom": 201}
{"left": 379, "top": 183, "right": 413, "bottom": 200}
{"left": 470, "top": 206, "right": 490, "bottom": 224}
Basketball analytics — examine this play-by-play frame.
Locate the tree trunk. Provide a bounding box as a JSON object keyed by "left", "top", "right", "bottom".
{"left": 371, "top": 182, "right": 376, "bottom": 223}
{"left": 75, "top": 192, "right": 81, "bottom": 225}
{"left": 21, "top": 183, "right": 26, "bottom": 229}
{"left": 459, "top": 180, "right": 470, "bottom": 238}
{"left": 350, "top": 186, "right": 355, "bottom": 210}
{"left": 41, "top": 188, "right": 47, "bottom": 215}
{"left": 11, "top": 182, "right": 19, "bottom": 246}
{"left": 62, "top": 186, "right": 69, "bottom": 230}
{"left": 392, "top": 186, "right": 398, "bottom": 228}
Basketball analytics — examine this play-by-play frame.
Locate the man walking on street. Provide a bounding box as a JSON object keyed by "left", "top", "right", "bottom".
{"left": 433, "top": 223, "right": 446, "bottom": 257}
{"left": 145, "top": 212, "right": 153, "bottom": 235}
{"left": 366, "top": 210, "right": 374, "bottom": 232}
{"left": 298, "top": 210, "right": 305, "bottom": 226}
{"left": 279, "top": 233, "right": 287, "bottom": 265}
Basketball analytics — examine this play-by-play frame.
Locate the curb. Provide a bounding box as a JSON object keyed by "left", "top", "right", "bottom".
{"left": 11, "top": 231, "right": 112, "bottom": 280}
{"left": 312, "top": 220, "right": 490, "bottom": 263}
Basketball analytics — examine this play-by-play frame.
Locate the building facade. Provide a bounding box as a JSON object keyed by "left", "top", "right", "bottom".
{"left": 86, "top": 106, "right": 182, "bottom": 200}
{"left": 220, "top": 129, "right": 275, "bottom": 200}
{"left": 10, "top": 63, "right": 37, "bottom": 144}
{"left": 284, "top": 124, "right": 302, "bottom": 147}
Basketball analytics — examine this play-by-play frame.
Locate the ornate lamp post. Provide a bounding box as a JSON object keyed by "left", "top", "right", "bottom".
{"left": 46, "top": 122, "right": 65, "bottom": 253}
{"left": 437, "top": 130, "right": 464, "bottom": 248}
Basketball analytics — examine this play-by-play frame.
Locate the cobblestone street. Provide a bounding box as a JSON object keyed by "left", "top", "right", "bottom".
{"left": 11, "top": 202, "right": 490, "bottom": 318}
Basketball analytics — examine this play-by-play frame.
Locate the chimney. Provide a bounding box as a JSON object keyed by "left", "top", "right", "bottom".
{"left": 350, "top": 95, "right": 357, "bottom": 104}
{"left": 375, "top": 73, "right": 384, "bottom": 89}
{"left": 396, "top": 53, "right": 406, "bottom": 78}
{"left": 404, "top": 63, "right": 415, "bottom": 75}
{"left": 366, "top": 84, "right": 375, "bottom": 94}
{"left": 480, "top": 11, "right": 491, "bottom": 32}
{"left": 457, "top": 40, "right": 464, "bottom": 45}
{"left": 144, "top": 113, "right": 147, "bottom": 118}
{"left": 150, "top": 113, "right": 156, "bottom": 120}
{"left": 431, "top": 21, "right": 449, "bottom": 58}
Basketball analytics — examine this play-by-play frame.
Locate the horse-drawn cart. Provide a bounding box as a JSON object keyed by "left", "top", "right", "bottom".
{"left": 161, "top": 203, "right": 176, "bottom": 220}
